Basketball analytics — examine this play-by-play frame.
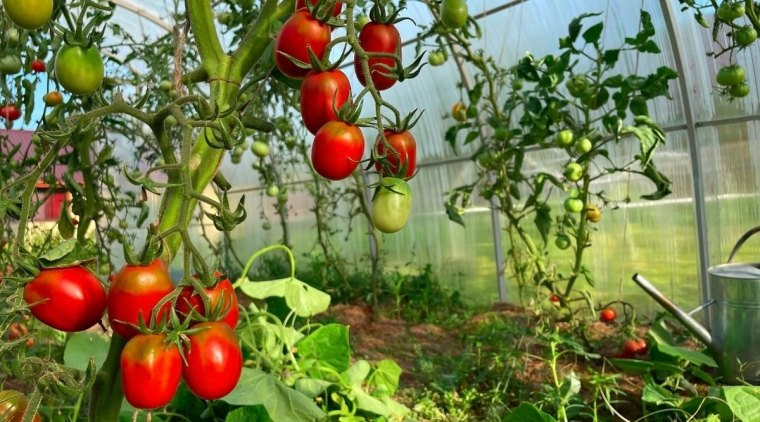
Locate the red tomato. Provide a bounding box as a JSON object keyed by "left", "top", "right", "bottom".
{"left": 549, "top": 295, "right": 560, "bottom": 303}
{"left": 0, "top": 104, "right": 22, "bottom": 121}
{"left": 0, "top": 390, "right": 41, "bottom": 422}
{"left": 23, "top": 266, "right": 107, "bottom": 332}
{"left": 121, "top": 334, "right": 181, "bottom": 409}
{"left": 599, "top": 307, "right": 616, "bottom": 323}
{"left": 621, "top": 338, "right": 648, "bottom": 357}
{"left": 30, "top": 59, "right": 46, "bottom": 73}
{"left": 176, "top": 274, "right": 239, "bottom": 330}
{"left": 274, "top": 11, "right": 331, "bottom": 79}
{"left": 300, "top": 69, "right": 351, "bottom": 134}
{"left": 183, "top": 322, "right": 243, "bottom": 400}
{"left": 311, "top": 120, "right": 365, "bottom": 180}
{"left": 354, "top": 21, "right": 401, "bottom": 91}
{"left": 375, "top": 130, "right": 417, "bottom": 178}
{"left": 295, "top": 0, "right": 343, "bottom": 19}
{"left": 107, "top": 260, "right": 174, "bottom": 339}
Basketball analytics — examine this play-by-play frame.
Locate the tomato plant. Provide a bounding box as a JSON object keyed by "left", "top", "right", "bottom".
{"left": 299, "top": 69, "right": 351, "bottom": 134}
{"left": 554, "top": 129, "right": 574, "bottom": 148}
{"left": 0, "top": 390, "right": 41, "bottom": 422}
{"left": 734, "top": 26, "right": 757, "bottom": 46}
{"left": 107, "top": 259, "right": 174, "bottom": 339}
{"left": 274, "top": 11, "right": 331, "bottom": 79}
{"left": 354, "top": 20, "right": 401, "bottom": 91}
{"left": 311, "top": 120, "right": 365, "bottom": 180}
{"left": 563, "top": 162, "right": 583, "bottom": 182}
{"left": 176, "top": 274, "right": 239, "bottom": 329}
{"left": 716, "top": 64, "right": 746, "bottom": 86}
{"left": 375, "top": 130, "right": 417, "bottom": 178}
{"left": 182, "top": 321, "right": 243, "bottom": 400}
{"left": 1, "top": 0, "right": 53, "bottom": 29}
{"left": 372, "top": 177, "right": 413, "bottom": 233}
{"left": 0, "top": 104, "right": 22, "bottom": 121}
{"left": 295, "top": 0, "right": 343, "bottom": 19}
{"left": 54, "top": 44, "right": 105, "bottom": 96}
{"left": 717, "top": 1, "right": 745, "bottom": 21}
{"left": 440, "top": 0, "right": 468, "bottom": 29}
{"left": 121, "top": 334, "right": 182, "bottom": 409}
{"left": 24, "top": 266, "right": 107, "bottom": 332}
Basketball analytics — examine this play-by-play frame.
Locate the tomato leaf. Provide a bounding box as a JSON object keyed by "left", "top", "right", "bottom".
{"left": 533, "top": 204, "right": 551, "bottom": 244}
{"left": 642, "top": 378, "right": 682, "bottom": 406}
{"left": 582, "top": 22, "right": 604, "bottom": 44}
{"left": 225, "top": 406, "right": 272, "bottom": 422}
{"left": 723, "top": 386, "right": 760, "bottom": 422}
{"left": 63, "top": 332, "right": 109, "bottom": 371}
{"left": 445, "top": 203, "right": 465, "bottom": 226}
{"left": 222, "top": 368, "right": 326, "bottom": 421}
{"left": 342, "top": 360, "right": 372, "bottom": 387}
{"left": 655, "top": 342, "right": 718, "bottom": 368}
{"left": 297, "top": 324, "right": 351, "bottom": 372}
{"left": 503, "top": 403, "right": 556, "bottom": 422}
{"left": 239, "top": 277, "right": 331, "bottom": 317}
{"left": 294, "top": 379, "right": 332, "bottom": 398}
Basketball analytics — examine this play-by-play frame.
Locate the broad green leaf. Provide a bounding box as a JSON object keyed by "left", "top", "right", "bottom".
{"left": 225, "top": 406, "right": 272, "bottom": 422}
{"left": 239, "top": 277, "right": 330, "bottom": 318}
{"left": 582, "top": 22, "right": 604, "bottom": 44}
{"left": 222, "top": 368, "right": 326, "bottom": 422}
{"left": 63, "top": 332, "right": 109, "bottom": 371}
{"left": 724, "top": 386, "right": 760, "bottom": 422}
{"left": 39, "top": 239, "right": 77, "bottom": 262}
{"left": 352, "top": 388, "right": 392, "bottom": 416}
{"left": 503, "top": 403, "right": 556, "bottom": 422}
{"left": 368, "top": 359, "right": 402, "bottom": 396}
{"left": 294, "top": 378, "right": 332, "bottom": 398}
{"left": 642, "top": 382, "right": 682, "bottom": 406}
{"left": 534, "top": 204, "right": 551, "bottom": 244}
{"left": 342, "top": 360, "right": 372, "bottom": 387}
{"left": 297, "top": 324, "right": 350, "bottom": 372}
{"left": 655, "top": 343, "right": 718, "bottom": 368}
{"left": 445, "top": 203, "right": 465, "bottom": 226}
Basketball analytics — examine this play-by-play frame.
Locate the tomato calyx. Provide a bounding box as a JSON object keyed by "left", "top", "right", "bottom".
{"left": 297, "top": 0, "right": 343, "bottom": 25}
{"left": 368, "top": 2, "right": 406, "bottom": 25}
{"left": 371, "top": 109, "right": 423, "bottom": 179}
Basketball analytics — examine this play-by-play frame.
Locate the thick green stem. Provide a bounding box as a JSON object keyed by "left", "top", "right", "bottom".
{"left": 88, "top": 334, "right": 127, "bottom": 422}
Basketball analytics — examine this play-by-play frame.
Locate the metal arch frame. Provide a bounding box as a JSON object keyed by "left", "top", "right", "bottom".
{"left": 111, "top": 0, "right": 173, "bottom": 32}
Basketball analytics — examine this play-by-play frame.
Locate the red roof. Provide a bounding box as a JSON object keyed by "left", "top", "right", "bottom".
{"left": 0, "top": 129, "right": 81, "bottom": 184}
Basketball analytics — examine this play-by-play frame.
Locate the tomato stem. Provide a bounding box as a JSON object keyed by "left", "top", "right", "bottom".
{"left": 89, "top": 334, "right": 127, "bottom": 421}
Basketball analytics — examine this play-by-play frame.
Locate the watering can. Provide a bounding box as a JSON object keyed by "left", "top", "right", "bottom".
{"left": 633, "top": 227, "right": 760, "bottom": 384}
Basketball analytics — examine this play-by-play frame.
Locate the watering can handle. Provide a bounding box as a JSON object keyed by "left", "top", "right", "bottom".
{"left": 727, "top": 226, "right": 760, "bottom": 263}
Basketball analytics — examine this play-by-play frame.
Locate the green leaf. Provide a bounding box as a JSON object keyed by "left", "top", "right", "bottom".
{"left": 654, "top": 343, "right": 718, "bottom": 367}
{"left": 642, "top": 381, "right": 682, "bottom": 406}
{"left": 639, "top": 161, "right": 672, "bottom": 201}
{"left": 534, "top": 204, "right": 551, "bottom": 244}
{"left": 566, "top": 13, "right": 602, "bottom": 44}
{"left": 342, "top": 360, "right": 372, "bottom": 387}
{"left": 63, "top": 332, "right": 109, "bottom": 371}
{"left": 225, "top": 406, "right": 272, "bottom": 422}
{"left": 367, "top": 359, "right": 402, "bottom": 396}
{"left": 352, "top": 388, "right": 392, "bottom": 416}
{"left": 239, "top": 277, "right": 330, "bottom": 317}
{"left": 222, "top": 368, "right": 326, "bottom": 421}
{"left": 294, "top": 379, "right": 332, "bottom": 398}
{"left": 582, "top": 22, "right": 604, "bottom": 44}
{"left": 638, "top": 40, "right": 661, "bottom": 54}
{"left": 503, "top": 403, "right": 556, "bottom": 422}
{"left": 39, "top": 239, "right": 77, "bottom": 263}
{"left": 602, "top": 49, "right": 621, "bottom": 67}
{"left": 609, "top": 358, "right": 684, "bottom": 376}
{"left": 297, "top": 324, "right": 350, "bottom": 372}
{"left": 445, "top": 203, "right": 465, "bottom": 226}
{"left": 724, "top": 386, "right": 760, "bottom": 422}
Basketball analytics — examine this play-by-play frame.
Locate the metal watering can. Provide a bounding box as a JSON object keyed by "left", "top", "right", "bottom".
{"left": 633, "top": 227, "right": 760, "bottom": 384}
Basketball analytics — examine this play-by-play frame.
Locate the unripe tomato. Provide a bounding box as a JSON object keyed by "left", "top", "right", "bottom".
{"left": 600, "top": 307, "right": 616, "bottom": 322}
{"left": 585, "top": 204, "right": 602, "bottom": 223}
{"left": 451, "top": 102, "right": 467, "bottom": 122}
{"left": 274, "top": 11, "right": 330, "bottom": 79}
{"left": 251, "top": 141, "right": 270, "bottom": 157}
{"left": 176, "top": 274, "right": 239, "bottom": 329}
{"left": 107, "top": 260, "right": 174, "bottom": 339}
{"left": 55, "top": 44, "right": 105, "bottom": 96}
{"left": 555, "top": 129, "right": 574, "bottom": 148}
{"left": 1, "top": 0, "right": 53, "bottom": 29}
{"left": 441, "top": 0, "right": 468, "bottom": 29}
{"left": 4, "top": 28, "right": 20, "bottom": 46}
{"left": 0, "top": 55, "right": 22, "bottom": 74}
{"left": 555, "top": 234, "right": 571, "bottom": 250}
{"left": 574, "top": 137, "right": 592, "bottom": 154}
{"left": 23, "top": 266, "right": 107, "bottom": 332}
{"left": 428, "top": 50, "right": 446, "bottom": 66}
{"left": 729, "top": 82, "right": 750, "bottom": 98}
{"left": 717, "top": 1, "right": 745, "bottom": 21}
{"left": 0, "top": 390, "right": 41, "bottom": 422}
{"left": 563, "top": 162, "right": 584, "bottom": 182}
{"left": 356, "top": 14, "right": 370, "bottom": 30}
{"left": 121, "top": 334, "right": 182, "bottom": 409}
{"left": 183, "top": 322, "right": 243, "bottom": 400}
{"left": 44, "top": 91, "right": 63, "bottom": 106}
{"left": 735, "top": 26, "right": 758, "bottom": 46}
{"left": 372, "top": 177, "right": 413, "bottom": 233}
{"left": 266, "top": 184, "right": 279, "bottom": 197}
{"left": 564, "top": 197, "right": 583, "bottom": 213}
{"left": 716, "top": 64, "right": 746, "bottom": 86}
{"left": 565, "top": 74, "right": 590, "bottom": 97}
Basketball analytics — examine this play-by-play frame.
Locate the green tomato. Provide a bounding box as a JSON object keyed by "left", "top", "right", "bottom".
{"left": 717, "top": 1, "right": 745, "bottom": 21}
{"left": 356, "top": 14, "right": 370, "bottom": 30}
{"left": 158, "top": 80, "right": 172, "bottom": 92}
{"left": 565, "top": 74, "right": 590, "bottom": 98}
{"left": 55, "top": 44, "right": 105, "bottom": 96}
{"left": 716, "top": 64, "right": 746, "bottom": 86}
{"left": 165, "top": 115, "right": 177, "bottom": 127}
{"left": 2, "top": 0, "right": 53, "bottom": 29}
{"left": 555, "top": 234, "right": 571, "bottom": 250}
{"left": 564, "top": 197, "right": 584, "bottom": 213}
{"left": 428, "top": 50, "right": 446, "bottom": 66}
{"left": 0, "top": 56, "right": 22, "bottom": 74}
{"left": 728, "top": 82, "right": 750, "bottom": 98}
{"left": 266, "top": 184, "right": 279, "bottom": 197}
{"left": 451, "top": 102, "right": 467, "bottom": 122}
{"left": 277, "top": 192, "right": 288, "bottom": 204}
{"left": 119, "top": 220, "right": 129, "bottom": 229}
{"left": 574, "top": 137, "right": 592, "bottom": 154}
{"left": 441, "top": 0, "right": 468, "bottom": 29}
{"left": 494, "top": 128, "right": 512, "bottom": 142}
{"left": 563, "top": 162, "right": 584, "bottom": 182}
{"left": 512, "top": 79, "right": 524, "bottom": 90}
{"left": 555, "top": 129, "right": 574, "bottom": 148}
{"left": 372, "top": 177, "right": 413, "bottom": 233}
{"left": 262, "top": 222, "right": 272, "bottom": 230}
{"left": 4, "top": 28, "right": 20, "bottom": 46}
{"left": 581, "top": 87, "right": 609, "bottom": 110}
{"left": 735, "top": 26, "right": 758, "bottom": 46}
{"left": 251, "top": 141, "right": 270, "bottom": 158}
{"left": 567, "top": 188, "right": 581, "bottom": 199}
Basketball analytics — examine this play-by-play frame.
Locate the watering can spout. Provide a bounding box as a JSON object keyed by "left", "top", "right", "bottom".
{"left": 632, "top": 274, "right": 713, "bottom": 347}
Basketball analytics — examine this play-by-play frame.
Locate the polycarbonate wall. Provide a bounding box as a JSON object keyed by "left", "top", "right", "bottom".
{"left": 106, "top": 0, "right": 760, "bottom": 311}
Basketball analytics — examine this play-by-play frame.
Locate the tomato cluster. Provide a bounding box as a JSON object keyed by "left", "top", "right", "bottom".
{"left": 273, "top": 1, "right": 419, "bottom": 234}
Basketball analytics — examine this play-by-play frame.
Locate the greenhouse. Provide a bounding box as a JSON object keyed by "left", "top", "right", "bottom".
{"left": 2, "top": 0, "right": 760, "bottom": 420}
